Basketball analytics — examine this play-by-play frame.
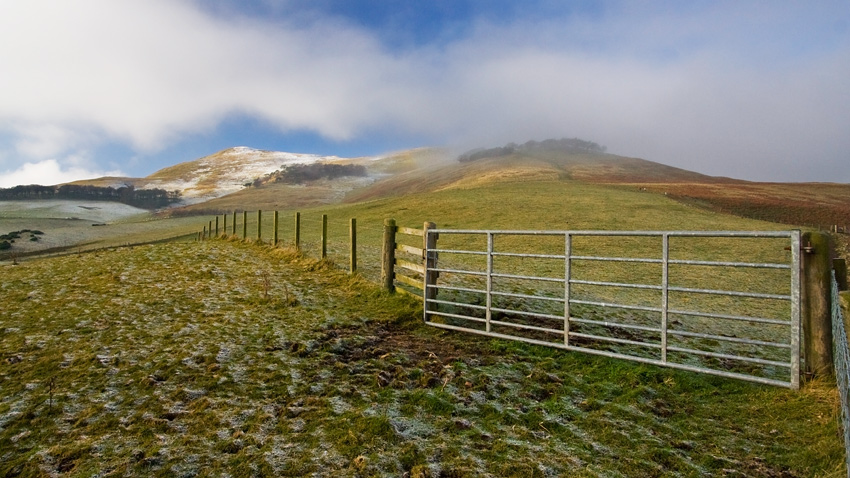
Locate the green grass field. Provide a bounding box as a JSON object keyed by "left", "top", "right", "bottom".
{"left": 1, "top": 156, "right": 847, "bottom": 476}
{"left": 0, "top": 241, "right": 843, "bottom": 477}
{"left": 206, "top": 180, "right": 796, "bottom": 285}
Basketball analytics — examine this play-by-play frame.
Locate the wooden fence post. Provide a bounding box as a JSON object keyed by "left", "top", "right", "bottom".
{"left": 197, "top": 231, "right": 201, "bottom": 242}
{"left": 835, "top": 258, "right": 848, "bottom": 291}
{"left": 232, "top": 211, "right": 237, "bottom": 235}
{"left": 424, "top": 222, "right": 438, "bottom": 304}
{"left": 321, "top": 214, "right": 328, "bottom": 259}
{"left": 223, "top": 214, "right": 228, "bottom": 237}
{"left": 257, "top": 210, "right": 263, "bottom": 242}
{"left": 801, "top": 231, "right": 834, "bottom": 377}
{"left": 350, "top": 218, "right": 357, "bottom": 274}
{"left": 242, "top": 211, "right": 248, "bottom": 240}
{"left": 208, "top": 221, "right": 212, "bottom": 238}
{"left": 203, "top": 226, "right": 207, "bottom": 240}
{"left": 215, "top": 216, "right": 219, "bottom": 236}
{"left": 295, "top": 212, "right": 301, "bottom": 250}
{"left": 273, "top": 211, "right": 279, "bottom": 245}
{"left": 381, "top": 218, "right": 396, "bottom": 292}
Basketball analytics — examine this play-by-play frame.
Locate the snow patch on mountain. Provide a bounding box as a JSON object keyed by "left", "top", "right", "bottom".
{"left": 138, "top": 147, "right": 356, "bottom": 205}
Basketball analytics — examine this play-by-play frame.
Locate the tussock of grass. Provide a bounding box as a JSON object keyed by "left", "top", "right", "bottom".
{"left": 0, "top": 240, "right": 843, "bottom": 476}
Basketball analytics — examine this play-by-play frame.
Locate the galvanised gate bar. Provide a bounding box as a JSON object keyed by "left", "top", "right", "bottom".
{"left": 423, "top": 230, "right": 802, "bottom": 389}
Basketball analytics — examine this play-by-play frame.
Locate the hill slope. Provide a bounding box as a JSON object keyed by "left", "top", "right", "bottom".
{"left": 345, "top": 149, "right": 730, "bottom": 203}
{"left": 62, "top": 140, "right": 850, "bottom": 229}
{"left": 343, "top": 148, "right": 850, "bottom": 229}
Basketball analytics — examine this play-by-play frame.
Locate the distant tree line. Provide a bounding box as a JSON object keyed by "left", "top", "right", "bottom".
{"left": 252, "top": 162, "right": 368, "bottom": 187}
{"left": 0, "top": 184, "right": 181, "bottom": 209}
{"left": 458, "top": 137, "right": 607, "bottom": 162}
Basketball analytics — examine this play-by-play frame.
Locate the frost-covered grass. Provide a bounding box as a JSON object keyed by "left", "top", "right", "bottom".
{"left": 0, "top": 211, "right": 201, "bottom": 261}
{"left": 0, "top": 240, "right": 843, "bottom": 477}
{"left": 0, "top": 200, "right": 150, "bottom": 223}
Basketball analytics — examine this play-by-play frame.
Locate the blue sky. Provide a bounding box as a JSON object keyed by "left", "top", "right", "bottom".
{"left": 0, "top": 0, "right": 848, "bottom": 186}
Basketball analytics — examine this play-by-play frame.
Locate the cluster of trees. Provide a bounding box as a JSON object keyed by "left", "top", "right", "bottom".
{"left": 252, "top": 163, "right": 368, "bottom": 186}
{"left": 458, "top": 137, "right": 607, "bottom": 162}
{"left": 0, "top": 184, "right": 181, "bottom": 209}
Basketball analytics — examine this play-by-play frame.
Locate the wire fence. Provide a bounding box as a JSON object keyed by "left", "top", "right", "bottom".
{"left": 196, "top": 211, "right": 388, "bottom": 282}
{"left": 831, "top": 272, "right": 850, "bottom": 477}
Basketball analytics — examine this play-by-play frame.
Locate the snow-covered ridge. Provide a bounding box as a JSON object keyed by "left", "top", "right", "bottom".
{"left": 139, "top": 147, "right": 361, "bottom": 205}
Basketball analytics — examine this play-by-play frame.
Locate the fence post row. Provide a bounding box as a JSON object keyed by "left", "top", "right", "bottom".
{"left": 193, "top": 212, "right": 850, "bottom": 388}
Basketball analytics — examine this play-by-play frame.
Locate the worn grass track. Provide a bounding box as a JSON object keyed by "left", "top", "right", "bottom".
{"left": 0, "top": 240, "right": 843, "bottom": 477}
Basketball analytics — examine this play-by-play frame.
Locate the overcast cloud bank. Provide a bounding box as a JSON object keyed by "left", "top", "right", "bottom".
{"left": 0, "top": 0, "right": 848, "bottom": 186}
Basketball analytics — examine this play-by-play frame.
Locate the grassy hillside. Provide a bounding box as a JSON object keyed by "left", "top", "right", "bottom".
{"left": 0, "top": 241, "right": 843, "bottom": 476}
{"left": 216, "top": 179, "right": 799, "bottom": 287}
{"left": 341, "top": 149, "right": 850, "bottom": 230}
{"left": 343, "top": 150, "right": 725, "bottom": 204}
{"left": 59, "top": 145, "right": 850, "bottom": 231}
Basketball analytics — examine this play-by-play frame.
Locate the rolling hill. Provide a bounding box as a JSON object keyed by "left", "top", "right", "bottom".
{"left": 59, "top": 140, "right": 850, "bottom": 230}
{"left": 5, "top": 139, "right": 849, "bottom": 262}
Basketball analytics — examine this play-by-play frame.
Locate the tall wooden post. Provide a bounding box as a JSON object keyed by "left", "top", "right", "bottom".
{"left": 273, "top": 211, "right": 279, "bottom": 245}
{"left": 801, "top": 231, "right": 834, "bottom": 377}
{"left": 350, "top": 218, "right": 357, "bottom": 274}
{"left": 295, "top": 212, "right": 301, "bottom": 250}
{"left": 381, "top": 218, "right": 396, "bottom": 292}
{"left": 232, "top": 211, "right": 237, "bottom": 235}
{"left": 203, "top": 226, "right": 207, "bottom": 240}
{"left": 321, "top": 214, "right": 328, "bottom": 259}
{"left": 424, "top": 222, "right": 439, "bottom": 304}
{"left": 257, "top": 210, "right": 263, "bottom": 242}
{"left": 215, "top": 216, "right": 219, "bottom": 236}
{"left": 208, "top": 221, "right": 212, "bottom": 238}
{"left": 223, "top": 214, "right": 228, "bottom": 237}
{"left": 242, "top": 211, "right": 248, "bottom": 240}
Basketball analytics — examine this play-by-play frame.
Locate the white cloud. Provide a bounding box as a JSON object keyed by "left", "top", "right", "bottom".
{"left": 0, "top": 160, "right": 125, "bottom": 188}
{"left": 0, "top": 0, "right": 847, "bottom": 181}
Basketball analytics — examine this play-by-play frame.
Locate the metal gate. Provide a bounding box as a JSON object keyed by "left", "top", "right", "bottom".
{"left": 423, "top": 230, "right": 801, "bottom": 388}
